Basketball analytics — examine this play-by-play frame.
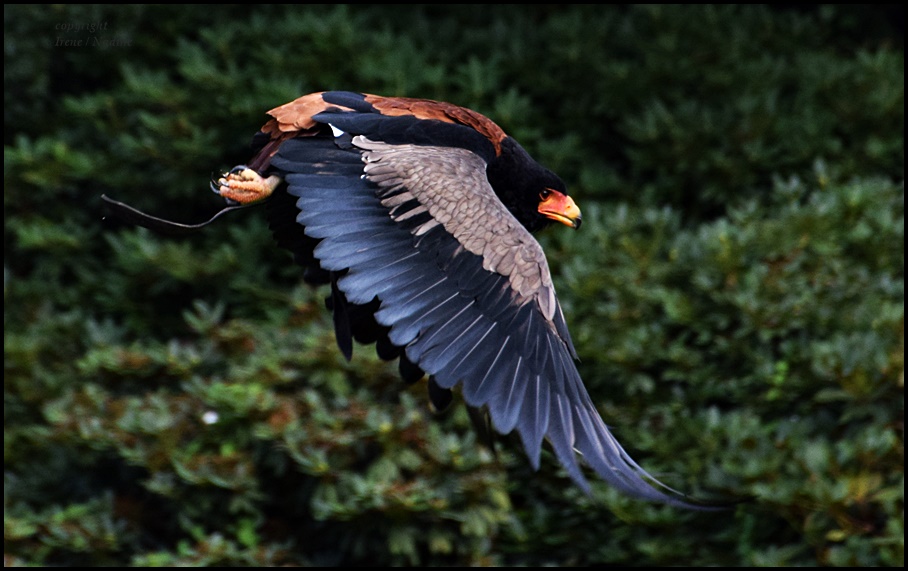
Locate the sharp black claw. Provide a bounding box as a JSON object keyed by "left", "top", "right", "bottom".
{"left": 209, "top": 175, "right": 240, "bottom": 206}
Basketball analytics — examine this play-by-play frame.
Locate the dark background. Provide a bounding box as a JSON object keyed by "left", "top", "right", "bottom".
{"left": 4, "top": 4, "right": 903, "bottom": 566}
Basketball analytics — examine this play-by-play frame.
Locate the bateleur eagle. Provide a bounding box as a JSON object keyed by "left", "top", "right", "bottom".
{"left": 103, "top": 90, "right": 707, "bottom": 508}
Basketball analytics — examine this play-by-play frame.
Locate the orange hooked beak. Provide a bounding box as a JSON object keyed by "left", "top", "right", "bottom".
{"left": 538, "top": 189, "right": 582, "bottom": 229}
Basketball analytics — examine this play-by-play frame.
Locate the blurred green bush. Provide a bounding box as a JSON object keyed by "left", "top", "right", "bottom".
{"left": 4, "top": 4, "right": 903, "bottom": 566}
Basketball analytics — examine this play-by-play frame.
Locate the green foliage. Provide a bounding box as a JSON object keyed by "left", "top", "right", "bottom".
{"left": 4, "top": 4, "right": 903, "bottom": 566}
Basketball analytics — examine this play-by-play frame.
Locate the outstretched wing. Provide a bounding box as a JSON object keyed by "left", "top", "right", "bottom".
{"left": 267, "top": 122, "right": 695, "bottom": 506}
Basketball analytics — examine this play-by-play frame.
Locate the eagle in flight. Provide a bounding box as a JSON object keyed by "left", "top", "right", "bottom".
{"left": 104, "top": 91, "right": 711, "bottom": 508}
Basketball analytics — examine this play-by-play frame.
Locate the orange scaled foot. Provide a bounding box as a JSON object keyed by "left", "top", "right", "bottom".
{"left": 211, "top": 166, "right": 282, "bottom": 205}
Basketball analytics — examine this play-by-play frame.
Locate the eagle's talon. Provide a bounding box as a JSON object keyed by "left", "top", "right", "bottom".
{"left": 212, "top": 166, "right": 282, "bottom": 205}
